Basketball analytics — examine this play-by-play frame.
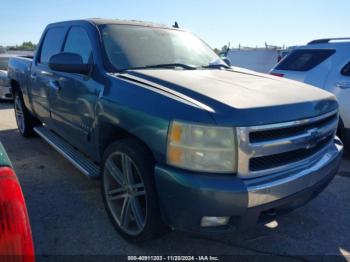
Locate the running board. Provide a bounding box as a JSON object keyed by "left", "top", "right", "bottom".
{"left": 34, "top": 126, "right": 100, "bottom": 178}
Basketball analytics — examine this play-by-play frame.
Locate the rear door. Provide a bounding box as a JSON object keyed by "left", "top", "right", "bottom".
{"left": 326, "top": 60, "right": 350, "bottom": 129}
{"left": 49, "top": 26, "right": 101, "bottom": 156}
{"left": 30, "top": 27, "right": 66, "bottom": 126}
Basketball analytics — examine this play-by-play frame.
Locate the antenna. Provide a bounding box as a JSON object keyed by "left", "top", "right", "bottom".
{"left": 225, "top": 42, "right": 231, "bottom": 56}
{"left": 173, "top": 22, "right": 179, "bottom": 28}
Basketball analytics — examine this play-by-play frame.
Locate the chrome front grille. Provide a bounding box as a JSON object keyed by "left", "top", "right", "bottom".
{"left": 236, "top": 110, "right": 338, "bottom": 178}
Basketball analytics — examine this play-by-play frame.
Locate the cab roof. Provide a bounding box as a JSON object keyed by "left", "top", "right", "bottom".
{"left": 87, "top": 18, "right": 169, "bottom": 28}
{"left": 49, "top": 18, "right": 177, "bottom": 30}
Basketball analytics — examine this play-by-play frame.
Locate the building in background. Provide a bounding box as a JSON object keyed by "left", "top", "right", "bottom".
{"left": 223, "top": 44, "right": 298, "bottom": 73}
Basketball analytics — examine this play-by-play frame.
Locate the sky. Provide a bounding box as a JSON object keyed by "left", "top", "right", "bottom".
{"left": 0, "top": 0, "right": 349, "bottom": 48}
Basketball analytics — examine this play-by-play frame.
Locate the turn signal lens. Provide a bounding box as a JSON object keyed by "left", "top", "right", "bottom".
{"left": 169, "top": 122, "right": 183, "bottom": 143}
{"left": 167, "top": 147, "right": 183, "bottom": 165}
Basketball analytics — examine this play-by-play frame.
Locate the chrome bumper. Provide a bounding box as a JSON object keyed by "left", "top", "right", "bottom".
{"left": 246, "top": 138, "right": 343, "bottom": 207}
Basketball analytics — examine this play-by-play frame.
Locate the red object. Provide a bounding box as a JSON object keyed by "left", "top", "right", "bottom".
{"left": 0, "top": 167, "right": 35, "bottom": 262}
{"left": 270, "top": 72, "right": 285, "bottom": 77}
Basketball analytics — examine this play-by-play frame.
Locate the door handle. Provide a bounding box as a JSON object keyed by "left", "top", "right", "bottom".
{"left": 336, "top": 82, "right": 350, "bottom": 89}
{"left": 30, "top": 72, "right": 37, "bottom": 80}
{"left": 49, "top": 80, "right": 61, "bottom": 91}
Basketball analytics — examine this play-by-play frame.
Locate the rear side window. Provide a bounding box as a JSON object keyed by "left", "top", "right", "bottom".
{"left": 63, "top": 27, "right": 92, "bottom": 64}
{"left": 341, "top": 62, "right": 350, "bottom": 76}
{"left": 276, "top": 49, "right": 335, "bottom": 71}
{"left": 39, "top": 27, "right": 65, "bottom": 64}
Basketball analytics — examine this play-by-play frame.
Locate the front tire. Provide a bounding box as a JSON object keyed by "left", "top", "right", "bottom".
{"left": 101, "top": 139, "right": 166, "bottom": 242}
{"left": 14, "top": 91, "right": 40, "bottom": 137}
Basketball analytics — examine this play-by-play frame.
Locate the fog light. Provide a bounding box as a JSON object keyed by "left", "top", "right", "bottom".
{"left": 265, "top": 220, "right": 279, "bottom": 229}
{"left": 200, "top": 216, "right": 229, "bottom": 227}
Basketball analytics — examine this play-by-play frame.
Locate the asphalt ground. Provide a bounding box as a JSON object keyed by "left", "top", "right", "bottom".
{"left": 0, "top": 101, "right": 349, "bottom": 261}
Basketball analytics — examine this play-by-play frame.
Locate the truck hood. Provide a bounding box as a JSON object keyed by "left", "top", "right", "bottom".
{"left": 120, "top": 69, "right": 337, "bottom": 125}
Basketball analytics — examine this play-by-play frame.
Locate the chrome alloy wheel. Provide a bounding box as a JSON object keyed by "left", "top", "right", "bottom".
{"left": 104, "top": 152, "right": 147, "bottom": 235}
{"left": 14, "top": 94, "right": 25, "bottom": 134}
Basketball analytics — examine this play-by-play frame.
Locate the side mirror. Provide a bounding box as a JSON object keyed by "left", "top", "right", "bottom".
{"left": 48, "top": 52, "right": 91, "bottom": 75}
{"left": 223, "top": 57, "right": 232, "bottom": 67}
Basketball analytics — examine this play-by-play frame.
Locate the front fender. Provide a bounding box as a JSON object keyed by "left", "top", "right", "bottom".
{"left": 93, "top": 75, "right": 216, "bottom": 163}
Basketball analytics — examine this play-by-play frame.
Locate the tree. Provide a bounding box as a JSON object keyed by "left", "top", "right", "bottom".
{"left": 213, "top": 48, "right": 220, "bottom": 54}
{"left": 221, "top": 45, "right": 228, "bottom": 53}
{"left": 8, "top": 41, "right": 37, "bottom": 51}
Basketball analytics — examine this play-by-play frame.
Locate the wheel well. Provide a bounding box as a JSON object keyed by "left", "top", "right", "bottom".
{"left": 337, "top": 117, "right": 345, "bottom": 137}
{"left": 98, "top": 122, "right": 155, "bottom": 162}
{"left": 338, "top": 117, "right": 349, "bottom": 143}
{"left": 10, "top": 80, "right": 20, "bottom": 96}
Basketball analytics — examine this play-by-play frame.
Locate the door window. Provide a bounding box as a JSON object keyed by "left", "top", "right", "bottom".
{"left": 39, "top": 27, "right": 66, "bottom": 64}
{"left": 276, "top": 49, "right": 335, "bottom": 71}
{"left": 64, "top": 27, "right": 93, "bottom": 64}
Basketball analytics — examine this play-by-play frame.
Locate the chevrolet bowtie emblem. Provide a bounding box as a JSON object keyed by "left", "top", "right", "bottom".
{"left": 306, "top": 128, "right": 320, "bottom": 149}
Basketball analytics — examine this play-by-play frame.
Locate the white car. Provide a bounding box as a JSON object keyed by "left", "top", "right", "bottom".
{"left": 270, "top": 38, "right": 350, "bottom": 152}
{"left": 0, "top": 54, "right": 14, "bottom": 100}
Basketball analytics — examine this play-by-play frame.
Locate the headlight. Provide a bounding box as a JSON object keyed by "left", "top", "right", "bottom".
{"left": 167, "top": 121, "right": 237, "bottom": 173}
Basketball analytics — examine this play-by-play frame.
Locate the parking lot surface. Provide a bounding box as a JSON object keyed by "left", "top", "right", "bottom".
{"left": 0, "top": 101, "right": 349, "bottom": 260}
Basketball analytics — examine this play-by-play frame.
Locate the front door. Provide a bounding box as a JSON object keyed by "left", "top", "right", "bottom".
{"left": 49, "top": 26, "right": 101, "bottom": 156}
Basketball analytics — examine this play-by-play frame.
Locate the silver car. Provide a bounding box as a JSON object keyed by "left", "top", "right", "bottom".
{"left": 0, "top": 55, "right": 13, "bottom": 100}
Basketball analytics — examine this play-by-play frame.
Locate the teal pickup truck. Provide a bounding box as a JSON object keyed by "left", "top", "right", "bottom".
{"left": 8, "top": 19, "right": 343, "bottom": 242}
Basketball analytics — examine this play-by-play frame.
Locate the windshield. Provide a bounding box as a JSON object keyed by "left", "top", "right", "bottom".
{"left": 0, "top": 57, "right": 9, "bottom": 71}
{"left": 100, "top": 24, "right": 220, "bottom": 71}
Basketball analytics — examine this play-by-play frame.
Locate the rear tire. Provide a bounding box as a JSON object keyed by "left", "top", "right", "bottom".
{"left": 101, "top": 138, "right": 167, "bottom": 242}
{"left": 14, "top": 91, "right": 40, "bottom": 137}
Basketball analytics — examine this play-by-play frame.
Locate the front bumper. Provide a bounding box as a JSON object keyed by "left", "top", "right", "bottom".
{"left": 154, "top": 138, "right": 343, "bottom": 233}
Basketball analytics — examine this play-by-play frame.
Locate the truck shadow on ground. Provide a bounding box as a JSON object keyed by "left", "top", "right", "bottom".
{"left": 0, "top": 128, "right": 349, "bottom": 259}
{"left": 0, "top": 100, "right": 13, "bottom": 110}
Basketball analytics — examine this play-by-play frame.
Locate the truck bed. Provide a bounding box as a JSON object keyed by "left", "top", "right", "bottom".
{"left": 7, "top": 56, "right": 33, "bottom": 92}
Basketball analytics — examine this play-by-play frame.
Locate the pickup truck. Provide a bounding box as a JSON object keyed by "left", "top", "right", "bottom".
{"left": 8, "top": 19, "right": 343, "bottom": 242}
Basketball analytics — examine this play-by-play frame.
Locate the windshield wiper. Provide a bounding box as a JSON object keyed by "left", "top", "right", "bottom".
{"left": 201, "top": 63, "right": 231, "bottom": 69}
{"left": 121, "top": 63, "right": 197, "bottom": 71}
